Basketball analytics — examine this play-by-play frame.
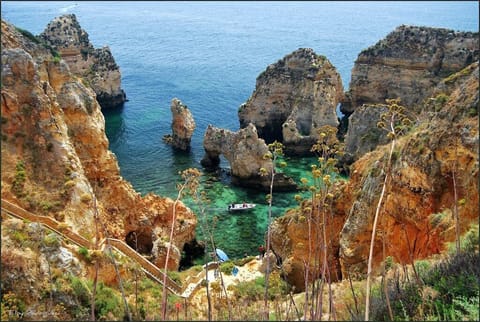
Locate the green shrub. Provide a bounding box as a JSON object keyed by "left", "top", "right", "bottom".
{"left": 39, "top": 201, "right": 53, "bottom": 213}
{"left": 468, "top": 107, "right": 478, "bottom": 117}
{"left": 232, "top": 277, "right": 264, "bottom": 301}
{"left": 460, "top": 223, "right": 479, "bottom": 253}
{"left": 78, "top": 246, "right": 91, "bottom": 262}
{"left": 370, "top": 277, "right": 422, "bottom": 321}
{"left": 414, "top": 259, "right": 431, "bottom": 279}
{"left": 424, "top": 251, "right": 479, "bottom": 301}
{"left": 429, "top": 296, "right": 479, "bottom": 321}
{"left": 219, "top": 261, "right": 235, "bottom": 275}
{"left": 43, "top": 233, "right": 60, "bottom": 248}
{"left": 11, "top": 230, "right": 28, "bottom": 245}
{"left": 95, "top": 283, "right": 123, "bottom": 320}
{"left": 15, "top": 27, "right": 39, "bottom": 43}
{"left": 12, "top": 160, "right": 26, "bottom": 196}
{"left": 167, "top": 270, "right": 182, "bottom": 286}
{"left": 69, "top": 275, "right": 91, "bottom": 307}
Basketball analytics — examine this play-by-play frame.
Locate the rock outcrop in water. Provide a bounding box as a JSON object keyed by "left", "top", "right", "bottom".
{"left": 201, "top": 124, "right": 297, "bottom": 191}
{"left": 163, "top": 98, "right": 196, "bottom": 151}
{"left": 39, "top": 14, "right": 126, "bottom": 109}
{"left": 1, "top": 19, "right": 195, "bottom": 272}
{"left": 341, "top": 25, "right": 479, "bottom": 165}
{"left": 238, "top": 48, "right": 343, "bottom": 155}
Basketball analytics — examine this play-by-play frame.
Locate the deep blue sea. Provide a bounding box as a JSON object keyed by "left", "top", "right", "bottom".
{"left": 2, "top": 1, "right": 478, "bottom": 259}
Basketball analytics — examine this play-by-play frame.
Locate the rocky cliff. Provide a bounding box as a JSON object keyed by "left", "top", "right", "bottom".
{"left": 342, "top": 25, "right": 479, "bottom": 165}
{"left": 342, "top": 25, "right": 478, "bottom": 115}
{"left": 163, "top": 98, "right": 196, "bottom": 151}
{"left": 201, "top": 123, "right": 297, "bottom": 191}
{"left": 339, "top": 61, "right": 479, "bottom": 278}
{"left": 270, "top": 62, "right": 478, "bottom": 288}
{"left": 238, "top": 48, "right": 343, "bottom": 155}
{"left": 269, "top": 25, "right": 478, "bottom": 289}
{"left": 1, "top": 19, "right": 195, "bottom": 271}
{"left": 39, "top": 14, "right": 126, "bottom": 109}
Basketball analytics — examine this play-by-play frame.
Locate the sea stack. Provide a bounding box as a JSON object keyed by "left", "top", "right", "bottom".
{"left": 201, "top": 123, "right": 297, "bottom": 192}
{"left": 238, "top": 48, "right": 343, "bottom": 155}
{"left": 39, "top": 14, "right": 126, "bottom": 109}
{"left": 164, "top": 98, "right": 196, "bottom": 151}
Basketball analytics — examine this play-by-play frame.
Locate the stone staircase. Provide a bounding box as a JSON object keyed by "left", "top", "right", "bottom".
{"left": 0, "top": 199, "right": 207, "bottom": 298}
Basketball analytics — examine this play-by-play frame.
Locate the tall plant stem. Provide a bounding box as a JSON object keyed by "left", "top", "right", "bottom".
{"left": 365, "top": 121, "right": 396, "bottom": 321}
{"left": 91, "top": 194, "right": 100, "bottom": 321}
{"left": 161, "top": 184, "right": 186, "bottom": 320}
{"left": 452, "top": 142, "right": 460, "bottom": 253}
{"left": 264, "top": 154, "right": 276, "bottom": 321}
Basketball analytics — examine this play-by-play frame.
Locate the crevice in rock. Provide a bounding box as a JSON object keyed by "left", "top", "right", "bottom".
{"left": 125, "top": 229, "right": 153, "bottom": 255}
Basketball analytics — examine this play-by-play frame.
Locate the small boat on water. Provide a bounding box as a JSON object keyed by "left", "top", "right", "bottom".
{"left": 228, "top": 203, "right": 256, "bottom": 212}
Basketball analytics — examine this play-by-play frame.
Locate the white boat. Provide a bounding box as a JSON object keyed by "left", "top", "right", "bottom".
{"left": 228, "top": 203, "right": 256, "bottom": 212}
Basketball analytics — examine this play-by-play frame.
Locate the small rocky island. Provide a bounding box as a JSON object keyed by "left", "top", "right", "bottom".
{"left": 238, "top": 48, "right": 343, "bottom": 156}
{"left": 201, "top": 123, "right": 297, "bottom": 191}
{"left": 163, "top": 98, "right": 196, "bottom": 151}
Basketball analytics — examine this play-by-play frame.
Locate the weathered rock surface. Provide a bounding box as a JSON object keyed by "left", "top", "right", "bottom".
{"left": 163, "top": 98, "right": 196, "bottom": 151}
{"left": 39, "top": 14, "right": 126, "bottom": 109}
{"left": 238, "top": 48, "right": 343, "bottom": 155}
{"left": 341, "top": 25, "right": 478, "bottom": 115}
{"left": 341, "top": 104, "right": 390, "bottom": 166}
{"left": 339, "top": 62, "right": 479, "bottom": 278}
{"left": 270, "top": 181, "right": 348, "bottom": 291}
{"left": 201, "top": 123, "right": 297, "bottom": 191}
{"left": 269, "top": 53, "right": 478, "bottom": 290}
{"left": 1, "top": 19, "right": 195, "bottom": 271}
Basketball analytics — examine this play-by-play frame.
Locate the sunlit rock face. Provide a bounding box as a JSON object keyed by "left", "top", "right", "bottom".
{"left": 341, "top": 25, "right": 479, "bottom": 115}
{"left": 238, "top": 48, "right": 343, "bottom": 155}
{"left": 339, "top": 62, "right": 479, "bottom": 278}
{"left": 166, "top": 98, "right": 196, "bottom": 151}
{"left": 1, "top": 19, "right": 196, "bottom": 271}
{"left": 340, "top": 25, "right": 478, "bottom": 168}
{"left": 201, "top": 123, "right": 297, "bottom": 192}
{"left": 39, "top": 14, "right": 126, "bottom": 109}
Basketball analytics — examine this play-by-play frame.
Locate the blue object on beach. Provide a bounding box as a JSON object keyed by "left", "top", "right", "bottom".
{"left": 215, "top": 248, "right": 229, "bottom": 262}
{"left": 232, "top": 266, "right": 239, "bottom": 276}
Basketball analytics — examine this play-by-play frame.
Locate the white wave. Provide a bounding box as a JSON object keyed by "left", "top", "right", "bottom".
{"left": 59, "top": 3, "right": 78, "bottom": 13}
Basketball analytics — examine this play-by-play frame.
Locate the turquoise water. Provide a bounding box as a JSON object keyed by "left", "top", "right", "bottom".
{"left": 2, "top": 1, "right": 478, "bottom": 258}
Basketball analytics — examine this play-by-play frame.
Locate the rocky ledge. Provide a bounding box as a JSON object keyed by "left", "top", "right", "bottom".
{"left": 201, "top": 124, "right": 297, "bottom": 192}
{"left": 163, "top": 98, "right": 196, "bottom": 151}
{"left": 341, "top": 25, "right": 478, "bottom": 115}
{"left": 238, "top": 48, "right": 343, "bottom": 156}
{"left": 39, "top": 14, "right": 126, "bottom": 109}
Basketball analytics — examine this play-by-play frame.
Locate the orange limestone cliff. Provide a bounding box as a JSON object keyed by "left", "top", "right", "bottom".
{"left": 1, "top": 19, "right": 196, "bottom": 271}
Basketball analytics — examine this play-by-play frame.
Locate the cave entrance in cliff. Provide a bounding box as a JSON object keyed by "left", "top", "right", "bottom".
{"left": 261, "top": 121, "right": 285, "bottom": 144}
{"left": 179, "top": 239, "right": 205, "bottom": 271}
{"left": 125, "top": 230, "right": 153, "bottom": 255}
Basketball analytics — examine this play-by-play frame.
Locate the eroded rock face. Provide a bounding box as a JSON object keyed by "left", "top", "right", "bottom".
{"left": 339, "top": 62, "right": 479, "bottom": 278}
{"left": 341, "top": 104, "right": 390, "bottom": 166}
{"left": 342, "top": 25, "right": 479, "bottom": 115}
{"left": 238, "top": 48, "right": 343, "bottom": 155}
{"left": 201, "top": 123, "right": 297, "bottom": 191}
{"left": 1, "top": 19, "right": 195, "bottom": 271}
{"left": 39, "top": 14, "right": 126, "bottom": 109}
{"left": 164, "top": 98, "right": 196, "bottom": 151}
{"left": 270, "top": 181, "right": 348, "bottom": 291}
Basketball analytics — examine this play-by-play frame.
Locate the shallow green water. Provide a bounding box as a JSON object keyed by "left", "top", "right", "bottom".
{"left": 182, "top": 156, "right": 319, "bottom": 260}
